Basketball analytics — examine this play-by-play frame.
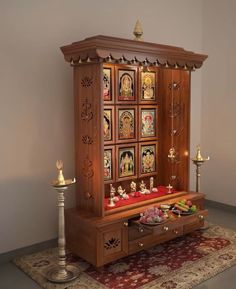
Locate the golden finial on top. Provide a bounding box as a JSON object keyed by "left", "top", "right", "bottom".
{"left": 56, "top": 160, "right": 65, "bottom": 185}
{"left": 192, "top": 145, "right": 210, "bottom": 163}
{"left": 133, "top": 20, "right": 143, "bottom": 41}
{"left": 52, "top": 160, "right": 76, "bottom": 187}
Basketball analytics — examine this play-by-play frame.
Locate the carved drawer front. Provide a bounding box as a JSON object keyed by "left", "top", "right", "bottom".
{"left": 98, "top": 221, "right": 128, "bottom": 265}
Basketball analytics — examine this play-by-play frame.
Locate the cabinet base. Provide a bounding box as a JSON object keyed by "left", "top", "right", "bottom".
{"left": 65, "top": 192, "right": 207, "bottom": 267}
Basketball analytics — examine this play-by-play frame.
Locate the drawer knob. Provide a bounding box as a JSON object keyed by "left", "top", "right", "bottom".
{"left": 163, "top": 226, "right": 169, "bottom": 232}
{"left": 123, "top": 221, "right": 129, "bottom": 227}
{"left": 138, "top": 226, "right": 144, "bottom": 233}
{"left": 138, "top": 242, "right": 144, "bottom": 247}
{"left": 198, "top": 215, "right": 204, "bottom": 221}
{"left": 173, "top": 229, "right": 179, "bottom": 235}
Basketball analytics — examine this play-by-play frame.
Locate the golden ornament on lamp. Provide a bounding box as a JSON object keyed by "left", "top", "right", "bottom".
{"left": 46, "top": 160, "right": 78, "bottom": 283}
{"left": 191, "top": 146, "right": 210, "bottom": 192}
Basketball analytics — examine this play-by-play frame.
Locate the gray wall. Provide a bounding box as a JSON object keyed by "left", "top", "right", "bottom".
{"left": 0, "top": 0, "right": 203, "bottom": 254}
{"left": 202, "top": 0, "right": 236, "bottom": 206}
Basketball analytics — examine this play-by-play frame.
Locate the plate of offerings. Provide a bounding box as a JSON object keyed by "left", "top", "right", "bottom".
{"left": 139, "top": 206, "right": 167, "bottom": 225}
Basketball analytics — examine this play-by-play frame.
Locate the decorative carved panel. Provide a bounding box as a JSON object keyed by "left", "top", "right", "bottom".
{"left": 104, "top": 238, "right": 121, "bottom": 250}
{"left": 81, "top": 76, "right": 93, "bottom": 87}
{"left": 82, "top": 155, "right": 94, "bottom": 178}
{"left": 81, "top": 97, "right": 93, "bottom": 121}
{"left": 82, "top": 135, "right": 93, "bottom": 145}
{"left": 103, "top": 230, "right": 122, "bottom": 256}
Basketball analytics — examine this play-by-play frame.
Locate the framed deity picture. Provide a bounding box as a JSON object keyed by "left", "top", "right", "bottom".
{"left": 104, "top": 146, "right": 115, "bottom": 183}
{"left": 104, "top": 106, "right": 115, "bottom": 144}
{"left": 116, "top": 66, "right": 137, "bottom": 103}
{"left": 139, "top": 142, "right": 157, "bottom": 177}
{"left": 103, "top": 65, "right": 114, "bottom": 103}
{"left": 139, "top": 106, "right": 157, "bottom": 140}
{"left": 116, "top": 106, "right": 137, "bottom": 143}
{"left": 116, "top": 144, "right": 137, "bottom": 181}
{"left": 140, "top": 70, "right": 157, "bottom": 103}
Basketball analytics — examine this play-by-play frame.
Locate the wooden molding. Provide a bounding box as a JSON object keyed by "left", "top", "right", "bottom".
{"left": 61, "top": 35, "right": 208, "bottom": 69}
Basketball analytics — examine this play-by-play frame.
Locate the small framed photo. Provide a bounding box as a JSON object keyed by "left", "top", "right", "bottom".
{"left": 104, "top": 106, "right": 115, "bottom": 144}
{"left": 103, "top": 65, "right": 114, "bottom": 103}
{"left": 139, "top": 142, "right": 157, "bottom": 177}
{"left": 116, "top": 106, "right": 137, "bottom": 143}
{"left": 116, "top": 66, "right": 137, "bottom": 103}
{"left": 104, "top": 146, "right": 115, "bottom": 183}
{"left": 116, "top": 144, "right": 137, "bottom": 181}
{"left": 140, "top": 70, "right": 157, "bottom": 103}
{"left": 139, "top": 106, "right": 157, "bottom": 140}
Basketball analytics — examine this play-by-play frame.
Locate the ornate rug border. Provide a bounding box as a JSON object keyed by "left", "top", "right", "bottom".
{"left": 13, "top": 224, "right": 236, "bottom": 289}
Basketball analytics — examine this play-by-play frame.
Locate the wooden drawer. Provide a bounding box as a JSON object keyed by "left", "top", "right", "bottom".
{"left": 128, "top": 225, "right": 183, "bottom": 254}
{"left": 183, "top": 210, "right": 208, "bottom": 234}
{"left": 129, "top": 223, "right": 153, "bottom": 241}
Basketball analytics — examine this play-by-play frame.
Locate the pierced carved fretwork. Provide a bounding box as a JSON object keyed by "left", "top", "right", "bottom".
{"left": 168, "top": 103, "right": 182, "bottom": 118}
{"left": 81, "top": 76, "right": 93, "bottom": 87}
{"left": 81, "top": 97, "right": 93, "bottom": 121}
{"left": 104, "top": 238, "right": 121, "bottom": 250}
{"left": 82, "top": 135, "right": 93, "bottom": 145}
{"left": 168, "top": 81, "right": 181, "bottom": 90}
{"left": 170, "top": 127, "right": 184, "bottom": 136}
{"left": 82, "top": 155, "right": 94, "bottom": 178}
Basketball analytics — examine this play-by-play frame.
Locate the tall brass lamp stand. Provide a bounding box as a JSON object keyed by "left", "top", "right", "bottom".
{"left": 191, "top": 146, "right": 210, "bottom": 192}
{"left": 46, "top": 160, "right": 79, "bottom": 283}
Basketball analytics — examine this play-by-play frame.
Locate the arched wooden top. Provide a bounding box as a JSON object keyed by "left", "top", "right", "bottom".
{"left": 61, "top": 35, "right": 207, "bottom": 69}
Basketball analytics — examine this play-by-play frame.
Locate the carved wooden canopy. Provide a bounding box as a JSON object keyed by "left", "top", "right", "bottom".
{"left": 61, "top": 35, "right": 207, "bottom": 69}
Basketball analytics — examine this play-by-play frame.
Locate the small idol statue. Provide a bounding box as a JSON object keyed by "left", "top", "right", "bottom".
{"left": 122, "top": 192, "right": 130, "bottom": 200}
{"left": 140, "top": 180, "right": 146, "bottom": 194}
{"left": 130, "top": 181, "right": 137, "bottom": 193}
{"left": 166, "top": 183, "right": 173, "bottom": 194}
{"left": 108, "top": 184, "right": 116, "bottom": 207}
{"left": 118, "top": 186, "right": 125, "bottom": 197}
{"left": 150, "top": 177, "right": 154, "bottom": 192}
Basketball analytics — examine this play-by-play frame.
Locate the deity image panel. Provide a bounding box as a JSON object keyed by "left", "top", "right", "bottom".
{"left": 118, "top": 108, "right": 135, "bottom": 140}
{"left": 104, "top": 149, "right": 112, "bottom": 181}
{"left": 118, "top": 69, "right": 135, "bottom": 101}
{"left": 118, "top": 147, "right": 135, "bottom": 178}
{"left": 141, "top": 108, "right": 156, "bottom": 138}
{"left": 141, "top": 71, "right": 156, "bottom": 101}
{"left": 104, "top": 109, "right": 112, "bottom": 141}
{"left": 141, "top": 144, "right": 156, "bottom": 174}
{"left": 103, "top": 68, "right": 112, "bottom": 101}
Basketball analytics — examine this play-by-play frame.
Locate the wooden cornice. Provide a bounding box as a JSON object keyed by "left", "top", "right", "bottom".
{"left": 61, "top": 35, "right": 207, "bottom": 69}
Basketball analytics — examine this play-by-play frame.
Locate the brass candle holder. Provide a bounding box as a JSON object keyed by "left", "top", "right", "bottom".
{"left": 191, "top": 146, "right": 209, "bottom": 192}
{"left": 46, "top": 160, "right": 79, "bottom": 283}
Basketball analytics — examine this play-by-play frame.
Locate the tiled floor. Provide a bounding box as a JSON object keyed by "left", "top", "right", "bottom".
{"left": 0, "top": 206, "right": 235, "bottom": 289}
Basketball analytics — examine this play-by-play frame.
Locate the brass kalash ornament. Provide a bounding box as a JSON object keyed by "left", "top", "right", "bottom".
{"left": 191, "top": 146, "right": 210, "bottom": 192}
{"left": 133, "top": 20, "right": 143, "bottom": 41}
{"left": 46, "top": 160, "right": 79, "bottom": 283}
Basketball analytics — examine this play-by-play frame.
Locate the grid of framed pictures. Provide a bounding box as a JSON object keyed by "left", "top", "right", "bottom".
{"left": 103, "top": 64, "right": 158, "bottom": 182}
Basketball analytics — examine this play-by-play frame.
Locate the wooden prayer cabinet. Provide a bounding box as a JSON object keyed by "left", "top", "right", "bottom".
{"left": 61, "top": 35, "right": 208, "bottom": 267}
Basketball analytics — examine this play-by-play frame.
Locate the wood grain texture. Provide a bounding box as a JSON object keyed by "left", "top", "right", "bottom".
{"left": 61, "top": 36, "right": 207, "bottom": 267}
{"left": 158, "top": 69, "right": 190, "bottom": 191}
{"left": 61, "top": 35, "right": 207, "bottom": 69}
{"left": 74, "top": 63, "right": 104, "bottom": 216}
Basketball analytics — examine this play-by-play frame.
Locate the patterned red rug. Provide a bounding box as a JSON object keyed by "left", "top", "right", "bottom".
{"left": 14, "top": 224, "right": 236, "bottom": 289}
